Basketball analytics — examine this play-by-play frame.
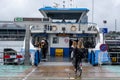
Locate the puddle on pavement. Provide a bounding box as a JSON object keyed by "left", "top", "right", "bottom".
{"left": 0, "top": 65, "right": 31, "bottom": 77}
{"left": 103, "top": 65, "right": 120, "bottom": 72}
{"left": 102, "top": 65, "right": 120, "bottom": 77}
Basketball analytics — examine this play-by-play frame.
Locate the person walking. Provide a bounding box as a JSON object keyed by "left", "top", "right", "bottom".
{"left": 34, "top": 42, "right": 42, "bottom": 66}
{"left": 71, "top": 40, "right": 77, "bottom": 60}
{"left": 41, "top": 39, "right": 48, "bottom": 61}
{"left": 71, "top": 41, "right": 77, "bottom": 69}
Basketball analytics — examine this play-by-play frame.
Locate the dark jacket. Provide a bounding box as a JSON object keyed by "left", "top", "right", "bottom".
{"left": 73, "top": 47, "right": 85, "bottom": 59}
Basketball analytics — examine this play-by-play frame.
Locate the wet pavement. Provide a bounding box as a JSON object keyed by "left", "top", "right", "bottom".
{"left": 0, "top": 57, "right": 120, "bottom": 80}
{"left": 0, "top": 62, "right": 120, "bottom": 80}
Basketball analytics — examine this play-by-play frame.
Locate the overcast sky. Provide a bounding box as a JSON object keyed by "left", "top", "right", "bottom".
{"left": 0, "top": 0, "right": 120, "bottom": 31}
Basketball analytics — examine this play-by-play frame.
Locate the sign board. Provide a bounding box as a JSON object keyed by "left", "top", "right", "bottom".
{"left": 100, "top": 28, "right": 108, "bottom": 33}
{"left": 56, "top": 33, "right": 69, "bottom": 37}
{"left": 100, "top": 44, "right": 108, "bottom": 52}
{"left": 14, "top": 17, "right": 50, "bottom": 22}
{"left": 14, "top": 17, "right": 23, "bottom": 22}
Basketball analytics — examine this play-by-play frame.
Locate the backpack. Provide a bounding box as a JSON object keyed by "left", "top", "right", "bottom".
{"left": 77, "top": 48, "right": 86, "bottom": 58}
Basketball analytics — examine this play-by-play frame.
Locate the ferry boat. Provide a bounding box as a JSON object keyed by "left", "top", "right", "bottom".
{"left": 16, "top": 6, "right": 110, "bottom": 65}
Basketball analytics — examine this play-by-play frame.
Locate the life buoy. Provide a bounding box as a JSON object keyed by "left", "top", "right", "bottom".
{"left": 52, "top": 26, "right": 57, "bottom": 31}
{"left": 71, "top": 26, "right": 77, "bottom": 31}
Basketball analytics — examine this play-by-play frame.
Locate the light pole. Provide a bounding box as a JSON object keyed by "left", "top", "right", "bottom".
{"left": 115, "top": 19, "right": 117, "bottom": 32}
{"left": 103, "top": 20, "right": 107, "bottom": 44}
{"left": 24, "top": 25, "right": 31, "bottom": 65}
{"left": 92, "top": 0, "right": 94, "bottom": 23}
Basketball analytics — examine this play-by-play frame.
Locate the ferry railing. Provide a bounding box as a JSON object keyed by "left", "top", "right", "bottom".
{"left": 108, "top": 52, "right": 120, "bottom": 64}
{"left": 0, "top": 33, "right": 25, "bottom": 36}
{"left": 79, "top": 23, "right": 98, "bottom": 32}
{"left": 31, "top": 22, "right": 98, "bottom": 34}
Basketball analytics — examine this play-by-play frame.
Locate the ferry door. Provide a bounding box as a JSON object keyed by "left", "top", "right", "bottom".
{"left": 33, "top": 36, "right": 46, "bottom": 45}
{"left": 50, "top": 35, "right": 70, "bottom": 57}
{"left": 31, "top": 33, "right": 48, "bottom": 49}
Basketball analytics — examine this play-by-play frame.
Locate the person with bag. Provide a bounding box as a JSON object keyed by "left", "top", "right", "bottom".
{"left": 34, "top": 42, "right": 42, "bottom": 66}
{"left": 71, "top": 40, "right": 77, "bottom": 60}
{"left": 77, "top": 39, "right": 85, "bottom": 58}
{"left": 72, "top": 41, "right": 77, "bottom": 69}
{"left": 73, "top": 39, "right": 85, "bottom": 73}
{"left": 41, "top": 39, "right": 48, "bottom": 61}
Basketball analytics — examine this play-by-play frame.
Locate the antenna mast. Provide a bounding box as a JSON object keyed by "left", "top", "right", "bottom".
{"left": 70, "top": 0, "right": 72, "bottom": 7}
{"left": 115, "top": 19, "right": 117, "bottom": 32}
{"left": 92, "top": 0, "right": 94, "bottom": 23}
{"left": 63, "top": 0, "right": 65, "bottom": 8}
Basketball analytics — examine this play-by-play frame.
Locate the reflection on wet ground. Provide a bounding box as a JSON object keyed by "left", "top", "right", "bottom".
{"left": 45, "top": 56, "right": 71, "bottom": 62}
{"left": 0, "top": 57, "right": 120, "bottom": 80}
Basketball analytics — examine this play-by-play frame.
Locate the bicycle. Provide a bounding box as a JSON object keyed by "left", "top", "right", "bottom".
{"left": 76, "top": 62, "right": 82, "bottom": 77}
{"left": 72, "top": 57, "right": 82, "bottom": 77}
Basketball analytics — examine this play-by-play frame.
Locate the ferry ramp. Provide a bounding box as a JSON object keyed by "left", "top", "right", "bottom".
{"left": 0, "top": 61, "right": 120, "bottom": 80}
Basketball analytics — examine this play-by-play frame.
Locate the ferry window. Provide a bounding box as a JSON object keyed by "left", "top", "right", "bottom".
{"left": 52, "top": 19, "right": 62, "bottom": 23}
{"left": 65, "top": 19, "right": 76, "bottom": 23}
{"left": 53, "top": 37, "right": 59, "bottom": 44}
{"left": 43, "top": 18, "right": 49, "bottom": 21}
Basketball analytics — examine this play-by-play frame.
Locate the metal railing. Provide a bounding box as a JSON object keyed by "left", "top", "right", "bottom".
{"left": 31, "top": 22, "right": 98, "bottom": 34}
{"left": 109, "top": 52, "right": 120, "bottom": 64}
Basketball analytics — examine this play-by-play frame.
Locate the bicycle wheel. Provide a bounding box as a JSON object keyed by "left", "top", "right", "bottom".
{"left": 76, "top": 66, "right": 82, "bottom": 77}
{"left": 79, "top": 67, "right": 82, "bottom": 77}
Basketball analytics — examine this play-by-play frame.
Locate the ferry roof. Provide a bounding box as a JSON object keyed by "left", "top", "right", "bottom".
{"left": 39, "top": 7, "right": 89, "bottom": 20}
{"left": 0, "top": 22, "right": 25, "bottom": 30}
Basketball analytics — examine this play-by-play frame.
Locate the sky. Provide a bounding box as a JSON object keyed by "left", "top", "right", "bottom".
{"left": 0, "top": 0, "right": 120, "bottom": 31}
